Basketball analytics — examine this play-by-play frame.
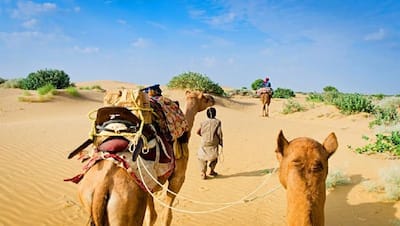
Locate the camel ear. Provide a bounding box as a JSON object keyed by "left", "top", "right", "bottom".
{"left": 323, "top": 132, "right": 338, "bottom": 158}
{"left": 276, "top": 130, "right": 289, "bottom": 161}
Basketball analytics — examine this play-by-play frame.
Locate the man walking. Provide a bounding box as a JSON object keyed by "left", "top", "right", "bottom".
{"left": 196, "top": 107, "right": 223, "bottom": 179}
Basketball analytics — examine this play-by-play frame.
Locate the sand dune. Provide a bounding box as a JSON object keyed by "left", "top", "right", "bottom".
{"left": 0, "top": 81, "right": 399, "bottom": 226}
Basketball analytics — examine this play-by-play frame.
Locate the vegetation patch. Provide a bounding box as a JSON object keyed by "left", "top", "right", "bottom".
{"left": 273, "top": 88, "right": 295, "bottom": 99}
{"left": 326, "top": 169, "right": 351, "bottom": 190}
{"left": 20, "top": 69, "right": 71, "bottom": 90}
{"left": 355, "top": 131, "right": 400, "bottom": 157}
{"left": 282, "top": 99, "right": 306, "bottom": 114}
{"left": 361, "top": 165, "right": 400, "bottom": 201}
{"left": 65, "top": 86, "right": 80, "bottom": 97}
{"left": 167, "top": 71, "right": 225, "bottom": 96}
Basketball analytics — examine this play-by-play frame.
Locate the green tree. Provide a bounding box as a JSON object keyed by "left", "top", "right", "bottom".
{"left": 251, "top": 79, "right": 264, "bottom": 90}
{"left": 167, "top": 71, "right": 225, "bottom": 96}
{"left": 21, "top": 69, "right": 71, "bottom": 90}
{"left": 323, "top": 86, "right": 339, "bottom": 93}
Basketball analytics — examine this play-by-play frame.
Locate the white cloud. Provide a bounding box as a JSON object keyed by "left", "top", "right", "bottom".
{"left": 73, "top": 46, "right": 99, "bottom": 54}
{"left": 11, "top": 1, "right": 57, "bottom": 19}
{"left": 22, "top": 18, "right": 37, "bottom": 29}
{"left": 188, "top": 9, "right": 206, "bottom": 18}
{"left": 117, "top": 19, "right": 127, "bottom": 25}
{"left": 207, "top": 12, "right": 236, "bottom": 26}
{"left": 131, "top": 38, "right": 150, "bottom": 48}
{"left": 147, "top": 21, "right": 167, "bottom": 30}
{"left": 203, "top": 56, "right": 216, "bottom": 67}
{"left": 0, "top": 31, "right": 69, "bottom": 47}
{"left": 364, "top": 28, "right": 386, "bottom": 41}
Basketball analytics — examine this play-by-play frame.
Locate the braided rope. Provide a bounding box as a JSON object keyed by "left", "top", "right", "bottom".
{"left": 137, "top": 156, "right": 281, "bottom": 214}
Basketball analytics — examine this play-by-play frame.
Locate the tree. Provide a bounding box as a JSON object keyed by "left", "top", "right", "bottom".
{"left": 251, "top": 79, "right": 264, "bottom": 90}
{"left": 20, "top": 69, "right": 71, "bottom": 90}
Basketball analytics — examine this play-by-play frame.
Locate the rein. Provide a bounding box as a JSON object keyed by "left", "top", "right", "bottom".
{"left": 136, "top": 156, "right": 281, "bottom": 214}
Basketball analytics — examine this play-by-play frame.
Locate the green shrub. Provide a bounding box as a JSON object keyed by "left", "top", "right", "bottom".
{"left": 323, "top": 85, "right": 339, "bottom": 93}
{"left": 273, "top": 88, "right": 295, "bottom": 98}
{"left": 167, "top": 71, "right": 225, "bottom": 96}
{"left": 370, "top": 106, "right": 399, "bottom": 127}
{"left": 333, "top": 93, "right": 375, "bottom": 114}
{"left": 65, "top": 86, "right": 80, "bottom": 97}
{"left": 0, "top": 77, "right": 6, "bottom": 84}
{"left": 355, "top": 131, "right": 400, "bottom": 156}
{"left": 37, "top": 84, "right": 56, "bottom": 95}
{"left": 307, "top": 92, "right": 325, "bottom": 102}
{"left": 20, "top": 69, "right": 71, "bottom": 90}
{"left": 0, "top": 78, "right": 23, "bottom": 88}
{"left": 251, "top": 79, "right": 264, "bottom": 90}
{"left": 282, "top": 99, "right": 306, "bottom": 114}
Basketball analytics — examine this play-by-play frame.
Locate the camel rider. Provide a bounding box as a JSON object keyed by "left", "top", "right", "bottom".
{"left": 261, "top": 76, "right": 273, "bottom": 95}
{"left": 263, "top": 77, "right": 271, "bottom": 88}
{"left": 196, "top": 107, "right": 223, "bottom": 180}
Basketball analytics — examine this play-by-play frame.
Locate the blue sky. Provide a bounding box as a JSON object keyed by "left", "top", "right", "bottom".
{"left": 0, "top": 0, "right": 399, "bottom": 94}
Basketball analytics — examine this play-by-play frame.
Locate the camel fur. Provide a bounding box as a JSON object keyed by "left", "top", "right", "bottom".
{"left": 260, "top": 92, "right": 271, "bottom": 117}
{"left": 275, "top": 130, "right": 338, "bottom": 226}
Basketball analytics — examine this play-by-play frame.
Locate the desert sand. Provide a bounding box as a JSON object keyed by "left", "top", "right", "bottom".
{"left": 0, "top": 80, "right": 399, "bottom": 226}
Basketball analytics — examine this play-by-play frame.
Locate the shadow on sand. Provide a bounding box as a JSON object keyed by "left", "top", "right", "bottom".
{"left": 326, "top": 174, "right": 398, "bottom": 226}
{"left": 213, "top": 168, "right": 277, "bottom": 179}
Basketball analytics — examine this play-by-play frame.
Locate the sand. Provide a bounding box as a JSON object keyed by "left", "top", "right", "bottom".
{"left": 0, "top": 80, "right": 399, "bottom": 226}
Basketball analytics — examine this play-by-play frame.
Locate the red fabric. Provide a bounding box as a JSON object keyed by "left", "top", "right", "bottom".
{"left": 98, "top": 138, "right": 129, "bottom": 152}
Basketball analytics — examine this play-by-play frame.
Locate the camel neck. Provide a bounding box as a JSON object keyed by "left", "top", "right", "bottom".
{"left": 286, "top": 191, "right": 325, "bottom": 226}
{"left": 184, "top": 104, "right": 198, "bottom": 133}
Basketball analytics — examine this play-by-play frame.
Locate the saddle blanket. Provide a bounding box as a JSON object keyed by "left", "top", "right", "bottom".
{"left": 65, "top": 147, "right": 174, "bottom": 193}
{"left": 256, "top": 87, "right": 273, "bottom": 95}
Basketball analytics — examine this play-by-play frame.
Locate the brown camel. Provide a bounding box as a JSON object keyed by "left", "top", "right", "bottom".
{"left": 260, "top": 92, "right": 271, "bottom": 117}
{"left": 275, "top": 130, "right": 338, "bottom": 226}
{"left": 77, "top": 90, "right": 215, "bottom": 226}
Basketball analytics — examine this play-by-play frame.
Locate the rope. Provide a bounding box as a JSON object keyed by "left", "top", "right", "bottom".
{"left": 137, "top": 156, "right": 281, "bottom": 214}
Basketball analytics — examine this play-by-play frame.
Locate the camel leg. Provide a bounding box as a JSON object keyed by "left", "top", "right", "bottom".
{"left": 262, "top": 104, "right": 266, "bottom": 117}
{"left": 161, "top": 156, "right": 188, "bottom": 226}
{"left": 266, "top": 104, "right": 269, "bottom": 117}
{"left": 144, "top": 195, "right": 157, "bottom": 226}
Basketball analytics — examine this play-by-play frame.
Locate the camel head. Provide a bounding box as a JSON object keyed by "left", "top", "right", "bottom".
{"left": 275, "top": 130, "right": 338, "bottom": 226}
{"left": 184, "top": 90, "right": 215, "bottom": 113}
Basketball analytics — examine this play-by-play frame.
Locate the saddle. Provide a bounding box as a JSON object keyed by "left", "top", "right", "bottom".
{"left": 65, "top": 106, "right": 175, "bottom": 192}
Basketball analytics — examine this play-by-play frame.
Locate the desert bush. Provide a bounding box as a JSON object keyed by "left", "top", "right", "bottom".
{"left": 369, "top": 106, "right": 399, "bottom": 128}
{"left": 167, "top": 71, "right": 225, "bottom": 96}
{"left": 273, "top": 88, "right": 295, "bottom": 98}
{"left": 20, "top": 69, "right": 71, "bottom": 90}
{"left": 79, "top": 85, "right": 105, "bottom": 92}
{"left": 66, "top": 86, "right": 80, "bottom": 97}
{"left": 323, "top": 85, "right": 339, "bottom": 93}
{"left": 379, "top": 165, "right": 400, "bottom": 200}
{"left": 251, "top": 79, "right": 264, "bottom": 90}
{"left": 326, "top": 169, "right": 351, "bottom": 189}
{"left": 333, "top": 93, "right": 375, "bottom": 114}
{"left": 282, "top": 99, "right": 306, "bottom": 114}
{"left": 0, "top": 77, "right": 6, "bottom": 84}
{"left": 37, "top": 84, "right": 56, "bottom": 95}
{"left": 0, "top": 78, "right": 23, "bottom": 88}
{"left": 355, "top": 131, "right": 400, "bottom": 156}
{"left": 307, "top": 92, "right": 325, "bottom": 102}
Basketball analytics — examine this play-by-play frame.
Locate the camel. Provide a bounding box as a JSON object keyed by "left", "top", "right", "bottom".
{"left": 260, "top": 92, "right": 271, "bottom": 117}
{"left": 275, "top": 130, "right": 338, "bottom": 226}
{"left": 77, "top": 90, "right": 215, "bottom": 226}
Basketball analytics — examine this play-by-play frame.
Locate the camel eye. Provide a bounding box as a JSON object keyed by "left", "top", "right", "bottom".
{"left": 312, "top": 162, "right": 323, "bottom": 172}
{"left": 292, "top": 159, "right": 304, "bottom": 168}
